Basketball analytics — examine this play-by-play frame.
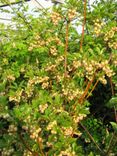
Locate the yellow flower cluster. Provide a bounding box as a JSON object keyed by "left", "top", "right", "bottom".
{"left": 68, "top": 9, "right": 77, "bottom": 20}
{"left": 8, "top": 124, "right": 17, "bottom": 134}
{"left": 82, "top": 59, "right": 115, "bottom": 83}
{"left": 108, "top": 41, "right": 117, "bottom": 50}
{"left": 6, "top": 74, "right": 15, "bottom": 81}
{"left": 23, "top": 150, "right": 32, "bottom": 156}
{"left": 72, "top": 60, "right": 81, "bottom": 69}
{"left": 62, "top": 85, "right": 83, "bottom": 101}
{"left": 26, "top": 76, "right": 49, "bottom": 96}
{"left": 104, "top": 27, "right": 117, "bottom": 49}
{"left": 55, "top": 56, "right": 64, "bottom": 65}
{"left": 46, "top": 37, "right": 63, "bottom": 46}
{"left": 104, "top": 27, "right": 117, "bottom": 41}
{"left": 39, "top": 103, "right": 48, "bottom": 113}
{"left": 47, "top": 120, "right": 57, "bottom": 134}
{"left": 94, "top": 19, "right": 104, "bottom": 36}
{"left": 9, "top": 90, "right": 23, "bottom": 103}
{"left": 58, "top": 146, "right": 76, "bottom": 156}
{"left": 45, "top": 64, "right": 56, "bottom": 72}
{"left": 30, "top": 126, "right": 41, "bottom": 141}
{"left": 62, "top": 126, "right": 73, "bottom": 136}
{"left": 2, "top": 148, "right": 14, "bottom": 156}
{"left": 28, "top": 34, "right": 45, "bottom": 51}
{"left": 50, "top": 46, "right": 57, "bottom": 56}
{"left": 73, "top": 114, "right": 86, "bottom": 123}
{"left": 50, "top": 12, "right": 61, "bottom": 25}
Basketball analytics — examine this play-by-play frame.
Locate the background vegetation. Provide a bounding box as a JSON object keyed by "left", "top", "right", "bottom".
{"left": 0, "top": 0, "right": 117, "bottom": 155}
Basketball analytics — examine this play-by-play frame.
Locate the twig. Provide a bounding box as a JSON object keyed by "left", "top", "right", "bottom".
{"left": 78, "top": 75, "right": 95, "bottom": 104}
{"left": 86, "top": 79, "right": 99, "bottom": 99}
{"left": 4, "top": 0, "right": 32, "bottom": 30}
{"left": 37, "top": 138, "right": 45, "bottom": 156}
{"left": 34, "top": 0, "right": 46, "bottom": 10}
{"left": 80, "top": 0, "right": 87, "bottom": 50}
{"left": 19, "top": 133, "right": 38, "bottom": 156}
{"left": 110, "top": 77, "right": 114, "bottom": 96}
{"left": 106, "top": 132, "right": 116, "bottom": 156}
{"left": 64, "top": 21, "right": 69, "bottom": 78}
{"left": 79, "top": 122, "right": 105, "bottom": 154}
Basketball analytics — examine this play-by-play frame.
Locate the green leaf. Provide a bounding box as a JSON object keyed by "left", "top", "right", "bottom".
{"left": 110, "top": 122, "right": 117, "bottom": 132}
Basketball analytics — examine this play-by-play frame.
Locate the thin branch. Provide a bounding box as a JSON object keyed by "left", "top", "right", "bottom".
{"left": 34, "top": 0, "right": 46, "bottom": 10}
{"left": 4, "top": 0, "right": 32, "bottom": 30}
{"left": 64, "top": 21, "right": 69, "bottom": 78}
{"left": 86, "top": 79, "right": 99, "bottom": 99}
{"left": 0, "top": 0, "right": 30, "bottom": 8}
{"left": 80, "top": 0, "right": 87, "bottom": 50}
{"left": 110, "top": 77, "right": 114, "bottom": 96}
{"left": 19, "top": 133, "right": 38, "bottom": 156}
{"left": 37, "top": 138, "right": 45, "bottom": 156}
{"left": 106, "top": 132, "right": 116, "bottom": 156}
{"left": 79, "top": 122, "right": 105, "bottom": 154}
{"left": 110, "top": 77, "right": 117, "bottom": 122}
{"left": 0, "top": 17, "right": 12, "bottom": 21}
{"left": 78, "top": 75, "right": 95, "bottom": 104}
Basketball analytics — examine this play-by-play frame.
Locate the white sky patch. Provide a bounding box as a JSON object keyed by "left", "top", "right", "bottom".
{"left": 0, "top": 0, "right": 97, "bottom": 26}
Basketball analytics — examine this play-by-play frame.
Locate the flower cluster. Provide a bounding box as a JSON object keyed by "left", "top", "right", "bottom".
{"left": 68, "top": 9, "right": 77, "bottom": 20}
{"left": 93, "top": 19, "right": 104, "bottom": 36}
{"left": 9, "top": 89, "right": 23, "bottom": 103}
{"left": 62, "top": 126, "right": 73, "bottom": 136}
{"left": 46, "top": 37, "right": 63, "bottom": 46}
{"left": 1, "top": 148, "right": 14, "bottom": 156}
{"left": 50, "top": 46, "right": 57, "bottom": 56}
{"left": 73, "top": 114, "right": 86, "bottom": 123}
{"left": 39, "top": 103, "right": 48, "bottom": 113}
{"left": 108, "top": 41, "right": 117, "bottom": 50}
{"left": 51, "top": 12, "right": 61, "bottom": 25}
{"left": 28, "top": 34, "right": 45, "bottom": 51}
{"left": 104, "top": 27, "right": 117, "bottom": 41}
{"left": 47, "top": 120, "right": 57, "bottom": 134}
{"left": 72, "top": 60, "right": 81, "bottom": 69}
{"left": 26, "top": 76, "right": 50, "bottom": 97}
{"left": 104, "top": 27, "right": 117, "bottom": 49}
{"left": 23, "top": 150, "right": 32, "bottom": 156}
{"left": 82, "top": 59, "right": 115, "bottom": 82}
{"left": 62, "top": 85, "right": 83, "bottom": 101}
{"left": 45, "top": 63, "right": 56, "bottom": 72}
{"left": 8, "top": 124, "right": 17, "bottom": 134}
{"left": 6, "top": 74, "right": 15, "bottom": 81}
{"left": 30, "top": 126, "right": 42, "bottom": 141}
{"left": 58, "top": 146, "right": 76, "bottom": 156}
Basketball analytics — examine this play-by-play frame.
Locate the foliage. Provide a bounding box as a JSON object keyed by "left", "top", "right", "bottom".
{"left": 0, "top": 0, "right": 117, "bottom": 155}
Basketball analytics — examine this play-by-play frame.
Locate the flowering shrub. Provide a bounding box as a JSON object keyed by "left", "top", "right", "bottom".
{"left": 0, "top": 0, "right": 117, "bottom": 155}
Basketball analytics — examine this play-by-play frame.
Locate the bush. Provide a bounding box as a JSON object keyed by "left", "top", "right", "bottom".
{"left": 0, "top": 0, "right": 117, "bottom": 155}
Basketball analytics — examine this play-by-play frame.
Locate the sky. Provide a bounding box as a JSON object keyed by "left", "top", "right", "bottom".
{"left": 0, "top": 0, "right": 96, "bottom": 25}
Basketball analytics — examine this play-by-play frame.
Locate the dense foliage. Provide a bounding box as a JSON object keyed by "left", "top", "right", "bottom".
{"left": 0, "top": 0, "right": 117, "bottom": 155}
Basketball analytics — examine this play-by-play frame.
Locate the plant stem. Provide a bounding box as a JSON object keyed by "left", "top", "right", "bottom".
{"left": 79, "top": 122, "right": 105, "bottom": 155}
{"left": 19, "top": 133, "right": 38, "bottom": 156}
{"left": 78, "top": 76, "right": 94, "bottom": 104}
{"left": 106, "top": 132, "right": 116, "bottom": 155}
{"left": 86, "top": 79, "right": 99, "bottom": 99}
{"left": 64, "top": 21, "right": 69, "bottom": 79}
{"left": 37, "top": 138, "right": 45, "bottom": 156}
{"left": 80, "top": 0, "right": 87, "bottom": 50}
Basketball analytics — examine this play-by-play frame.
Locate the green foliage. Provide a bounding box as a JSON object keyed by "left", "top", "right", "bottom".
{"left": 0, "top": 0, "right": 117, "bottom": 155}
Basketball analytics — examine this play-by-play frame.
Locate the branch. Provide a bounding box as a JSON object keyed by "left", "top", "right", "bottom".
{"left": 86, "top": 79, "right": 99, "bottom": 99}
{"left": 64, "top": 21, "right": 69, "bottom": 78}
{"left": 80, "top": 0, "right": 87, "bottom": 50}
{"left": 79, "top": 122, "right": 105, "bottom": 155}
{"left": 78, "top": 75, "right": 95, "bottom": 104}
{"left": 37, "top": 138, "right": 45, "bottom": 156}
{"left": 19, "top": 133, "right": 38, "bottom": 156}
